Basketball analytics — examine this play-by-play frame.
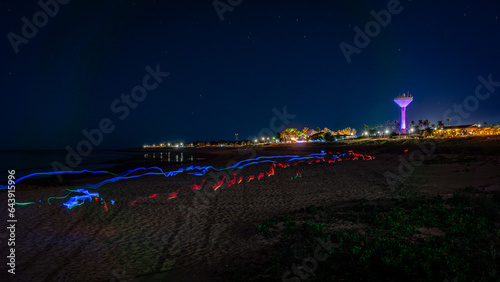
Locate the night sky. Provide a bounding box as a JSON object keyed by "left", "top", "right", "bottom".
{"left": 1, "top": 0, "right": 499, "bottom": 150}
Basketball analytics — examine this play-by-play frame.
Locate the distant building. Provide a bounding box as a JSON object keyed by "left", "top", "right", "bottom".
{"left": 433, "top": 124, "right": 500, "bottom": 137}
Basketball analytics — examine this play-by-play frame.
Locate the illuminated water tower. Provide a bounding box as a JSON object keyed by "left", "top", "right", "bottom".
{"left": 394, "top": 93, "right": 413, "bottom": 134}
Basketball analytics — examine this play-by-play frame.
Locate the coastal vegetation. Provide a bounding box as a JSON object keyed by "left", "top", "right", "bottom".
{"left": 234, "top": 186, "right": 500, "bottom": 281}
{"left": 141, "top": 123, "right": 500, "bottom": 149}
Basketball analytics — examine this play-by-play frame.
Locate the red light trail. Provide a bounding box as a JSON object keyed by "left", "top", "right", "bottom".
{"left": 128, "top": 150, "right": 375, "bottom": 205}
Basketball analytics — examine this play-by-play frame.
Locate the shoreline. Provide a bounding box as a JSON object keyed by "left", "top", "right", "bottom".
{"left": 6, "top": 135, "right": 500, "bottom": 188}
{"left": 1, "top": 136, "right": 499, "bottom": 281}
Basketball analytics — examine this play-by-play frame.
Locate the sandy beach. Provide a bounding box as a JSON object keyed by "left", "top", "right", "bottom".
{"left": 2, "top": 136, "right": 500, "bottom": 281}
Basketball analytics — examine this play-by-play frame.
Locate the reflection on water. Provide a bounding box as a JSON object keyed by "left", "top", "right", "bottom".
{"left": 143, "top": 152, "right": 202, "bottom": 163}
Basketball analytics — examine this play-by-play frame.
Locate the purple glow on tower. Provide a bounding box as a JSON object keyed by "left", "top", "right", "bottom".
{"left": 394, "top": 93, "right": 413, "bottom": 134}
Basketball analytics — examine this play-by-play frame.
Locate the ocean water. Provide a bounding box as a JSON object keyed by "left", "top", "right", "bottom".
{"left": 0, "top": 150, "right": 133, "bottom": 180}
{"left": 0, "top": 150, "right": 199, "bottom": 182}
